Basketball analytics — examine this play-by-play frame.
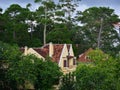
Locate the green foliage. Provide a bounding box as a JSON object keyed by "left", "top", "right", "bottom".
{"left": 116, "top": 54, "right": 120, "bottom": 79}
{"left": 2, "top": 4, "right": 29, "bottom": 45}
{"left": 76, "top": 64, "right": 107, "bottom": 90}
{"left": 0, "top": 41, "right": 21, "bottom": 60}
{"left": 1, "top": 4, "right": 42, "bottom": 47}
{"left": 7, "top": 54, "right": 62, "bottom": 89}
{"left": 115, "top": 54, "right": 120, "bottom": 90}
{"left": 0, "top": 42, "right": 62, "bottom": 89}
{"left": 88, "top": 49, "right": 108, "bottom": 64}
{"left": 59, "top": 72, "right": 76, "bottom": 90}
{"left": 34, "top": 0, "right": 42, "bottom": 3}
{"left": 76, "top": 7, "right": 120, "bottom": 56}
{"left": 34, "top": 57, "right": 62, "bottom": 90}
{"left": 1, "top": 1, "right": 120, "bottom": 89}
{"left": 47, "top": 29, "right": 72, "bottom": 43}
{"left": 0, "top": 9, "right": 5, "bottom": 33}
{"left": 7, "top": 55, "right": 38, "bottom": 89}
{"left": 0, "top": 41, "right": 20, "bottom": 89}
{"left": 76, "top": 49, "right": 117, "bottom": 90}
{"left": 0, "top": 2, "right": 120, "bottom": 57}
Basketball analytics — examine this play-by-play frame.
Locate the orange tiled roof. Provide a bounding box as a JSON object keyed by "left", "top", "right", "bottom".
{"left": 78, "top": 48, "right": 93, "bottom": 62}
{"left": 33, "top": 45, "right": 49, "bottom": 58}
{"left": 52, "top": 44, "right": 64, "bottom": 63}
{"left": 20, "top": 44, "right": 71, "bottom": 64}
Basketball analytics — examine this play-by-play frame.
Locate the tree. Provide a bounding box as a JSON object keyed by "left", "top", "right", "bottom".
{"left": 76, "top": 7, "right": 120, "bottom": 56}
{"left": 58, "top": 0, "right": 79, "bottom": 31}
{"left": 7, "top": 55, "right": 38, "bottom": 89}
{"left": 0, "top": 41, "right": 21, "bottom": 89}
{"left": 76, "top": 49, "right": 117, "bottom": 90}
{"left": 4, "top": 4, "right": 23, "bottom": 41}
{"left": 115, "top": 53, "right": 120, "bottom": 90}
{"left": 59, "top": 72, "right": 76, "bottom": 90}
{"left": 76, "top": 64, "right": 106, "bottom": 90}
{"left": 0, "top": 8, "right": 2, "bottom": 14}
{"left": 0, "top": 8, "right": 6, "bottom": 39}
{"left": 34, "top": 57, "right": 62, "bottom": 90}
{"left": 0, "top": 41, "right": 62, "bottom": 89}
{"left": 47, "top": 28, "right": 72, "bottom": 43}
{"left": 1, "top": 43, "right": 35, "bottom": 89}
{"left": 3, "top": 4, "right": 41, "bottom": 47}
{"left": 3, "top": 4, "right": 28, "bottom": 45}
{"left": 5, "top": 46, "right": 62, "bottom": 89}
{"left": 34, "top": 0, "right": 56, "bottom": 45}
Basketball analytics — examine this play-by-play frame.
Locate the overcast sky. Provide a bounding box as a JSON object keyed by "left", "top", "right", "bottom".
{"left": 0, "top": 0, "right": 120, "bottom": 16}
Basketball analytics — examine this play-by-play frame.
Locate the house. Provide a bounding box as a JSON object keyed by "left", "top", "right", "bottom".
{"left": 78, "top": 48, "right": 93, "bottom": 63}
{"left": 20, "top": 42, "right": 76, "bottom": 74}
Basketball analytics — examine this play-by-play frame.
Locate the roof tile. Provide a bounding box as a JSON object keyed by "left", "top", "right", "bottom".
{"left": 52, "top": 44, "right": 64, "bottom": 63}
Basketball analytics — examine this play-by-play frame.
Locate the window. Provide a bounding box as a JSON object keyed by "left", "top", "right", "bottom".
{"left": 86, "top": 56, "right": 90, "bottom": 59}
{"left": 64, "top": 60, "right": 67, "bottom": 67}
{"left": 73, "top": 59, "right": 76, "bottom": 65}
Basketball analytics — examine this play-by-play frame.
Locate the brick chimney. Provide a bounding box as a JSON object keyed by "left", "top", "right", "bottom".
{"left": 49, "top": 42, "right": 53, "bottom": 57}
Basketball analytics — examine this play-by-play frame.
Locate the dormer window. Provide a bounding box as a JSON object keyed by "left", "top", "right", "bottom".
{"left": 73, "top": 58, "right": 76, "bottom": 65}
{"left": 73, "top": 57, "right": 76, "bottom": 65}
{"left": 73, "top": 59, "right": 76, "bottom": 65}
{"left": 64, "top": 60, "right": 67, "bottom": 67}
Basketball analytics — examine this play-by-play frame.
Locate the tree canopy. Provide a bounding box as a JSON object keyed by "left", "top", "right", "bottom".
{"left": 76, "top": 7, "right": 120, "bottom": 55}
{"left": 0, "top": 2, "right": 120, "bottom": 89}
{"left": 0, "top": 2, "right": 120, "bottom": 56}
{"left": 0, "top": 41, "right": 62, "bottom": 89}
{"left": 76, "top": 49, "right": 118, "bottom": 90}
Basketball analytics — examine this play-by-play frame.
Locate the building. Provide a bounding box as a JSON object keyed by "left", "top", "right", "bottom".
{"left": 78, "top": 48, "right": 93, "bottom": 63}
{"left": 21, "top": 42, "right": 76, "bottom": 74}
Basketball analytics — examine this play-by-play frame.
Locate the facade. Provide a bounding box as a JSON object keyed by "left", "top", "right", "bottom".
{"left": 20, "top": 43, "right": 76, "bottom": 74}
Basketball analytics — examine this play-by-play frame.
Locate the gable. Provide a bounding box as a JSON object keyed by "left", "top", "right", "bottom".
{"left": 78, "top": 48, "right": 93, "bottom": 62}
{"left": 27, "top": 48, "right": 45, "bottom": 60}
{"left": 68, "top": 44, "right": 74, "bottom": 56}
{"left": 59, "top": 44, "right": 69, "bottom": 67}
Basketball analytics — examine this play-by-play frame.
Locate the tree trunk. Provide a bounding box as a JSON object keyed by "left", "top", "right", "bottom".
{"left": 43, "top": 6, "right": 47, "bottom": 45}
{"left": 97, "top": 18, "right": 103, "bottom": 48}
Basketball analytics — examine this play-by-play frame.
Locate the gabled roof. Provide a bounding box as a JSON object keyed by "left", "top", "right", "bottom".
{"left": 78, "top": 48, "right": 93, "bottom": 62}
{"left": 52, "top": 44, "right": 73, "bottom": 63}
{"left": 20, "top": 44, "right": 72, "bottom": 64}
{"left": 33, "top": 45, "right": 49, "bottom": 58}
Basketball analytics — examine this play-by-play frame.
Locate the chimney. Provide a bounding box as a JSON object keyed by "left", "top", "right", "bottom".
{"left": 49, "top": 42, "right": 53, "bottom": 57}
{"left": 24, "top": 46, "right": 28, "bottom": 55}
